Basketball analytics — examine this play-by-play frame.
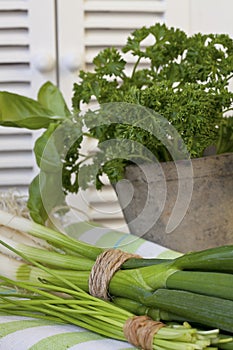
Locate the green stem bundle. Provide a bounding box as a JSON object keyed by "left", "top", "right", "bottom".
{"left": 0, "top": 209, "right": 233, "bottom": 336}
{"left": 0, "top": 270, "right": 230, "bottom": 350}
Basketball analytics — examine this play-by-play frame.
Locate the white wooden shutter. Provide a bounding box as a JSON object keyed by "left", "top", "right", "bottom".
{"left": 0, "top": 0, "right": 56, "bottom": 193}
{"left": 0, "top": 0, "right": 31, "bottom": 96}
{"left": 0, "top": 0, "right": 32, "bottom": 192}
{"left": 165, "top": 0, "right": 233, "bottom": 36}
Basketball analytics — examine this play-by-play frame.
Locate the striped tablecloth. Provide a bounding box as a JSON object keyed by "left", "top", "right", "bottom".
{"left": 0, "top": 222, "right": 180, "bottom": 350}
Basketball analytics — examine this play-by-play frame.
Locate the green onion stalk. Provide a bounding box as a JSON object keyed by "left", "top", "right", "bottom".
{"left": 0, "top": 255, "right": 231, "bottom": 350}
{"left": 0, "top": 209, "right": 233, "bottom": 335}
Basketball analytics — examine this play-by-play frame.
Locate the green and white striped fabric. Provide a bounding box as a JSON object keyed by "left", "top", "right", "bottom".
{"left": 0, "top": 222, "right": 180, "bottom": 350}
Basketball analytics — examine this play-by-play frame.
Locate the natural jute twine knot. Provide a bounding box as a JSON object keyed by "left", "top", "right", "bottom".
{"left": 123, "top": 315, "right": 165, "bottom": 350}
{"left": 89, "top": 248, "right": 141, "bottom": 300}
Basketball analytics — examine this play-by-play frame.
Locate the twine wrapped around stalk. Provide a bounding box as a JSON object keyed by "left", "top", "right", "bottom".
{"left": 124, "top": 316, "right": 165, "bottom": 350}
{"left": 89, "top": 248, "right": 141, "bottom": 300}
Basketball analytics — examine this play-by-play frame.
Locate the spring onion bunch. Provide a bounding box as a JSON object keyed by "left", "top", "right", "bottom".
{"left": 0, "top": 251, "right": 231, "bottom": 350}
{"left": 0, "top": 209, "right": 233, "bottom": 337}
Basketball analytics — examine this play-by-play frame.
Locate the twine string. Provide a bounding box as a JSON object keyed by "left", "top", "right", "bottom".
{"left": 89, "top": 248, "right": 141, "bottom": 300}
{"left": 123, "top": 315, "right": 165, "bottom": 350}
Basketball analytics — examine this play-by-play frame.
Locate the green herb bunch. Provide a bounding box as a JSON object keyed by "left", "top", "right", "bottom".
{"left": 72, "top": 23, "right": 233, "bottom": 157}
{"left": 66, "top": 23, "right": 233, "bottom": 192}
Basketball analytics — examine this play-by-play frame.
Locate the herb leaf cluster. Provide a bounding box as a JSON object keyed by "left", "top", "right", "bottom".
{"left": 70, "top": 23, "right": 233, "bottom": 188}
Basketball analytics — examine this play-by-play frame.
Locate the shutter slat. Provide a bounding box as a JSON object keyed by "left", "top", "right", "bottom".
{"left": 0, "top": 46, "right": 29, "bottom": 63}
{"left": 0, "top": 1, "right": 28, "bottom": 10}
{"left": 85, "top": 12, "right": 162, "bottom": 29}
{"left": 0, "top": 152, "right": 33, "bottom": 168}
{"left": 84, "top": 0, "right": 166, "bottom": 13}
{"left": 85, "top": 29, "right": 133, "bottom": 47}
{"left": 85, "top": 29, "right": 143, "bottom": 46}
{"left": 0, "top": 135, "right": 32, "bottom": 151}
{"left": 0, "top": 127, "right": 31, "bottom": 135}
{"left": 0, "top": 170, "right": 33, "bottom": 186}
{"left": 85, "top": 27, "right": 160, "bottom": 47}
{"left": 0, "top": 83, "right": 30, "bottom": 95}
{"left": 0, "top": 143, "right": 31, "bottom": 151}
{"left": 0, "top": 29, "right": 28, "bottom": 45}
{"left": 0, "top": 64, "right": 30, "bottom": 82}
{"left": 0, "top": 11, "right": 28, "bottom": 29}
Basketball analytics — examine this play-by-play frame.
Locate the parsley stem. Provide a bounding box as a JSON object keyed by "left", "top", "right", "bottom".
{"left": 131, "top": 56, "right": 141, "bottom": 79}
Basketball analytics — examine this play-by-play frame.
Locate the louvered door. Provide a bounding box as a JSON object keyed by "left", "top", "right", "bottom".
{"left": 0, "top": 0, "right": 56, "bottom": 192}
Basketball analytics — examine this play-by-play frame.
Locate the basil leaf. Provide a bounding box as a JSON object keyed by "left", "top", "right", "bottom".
{"left": 34, "top": 123, "right": 62, "bottom": 172}
{"left": 28, "top": 173, "right": 66, "bottom": 224}
{"left": 27, "top": 175, "right": 48, "bottom": 224}
{"left": 38, "top": 81, "right": 71, "bottom": 117}
{"left": 0, "top": 91, "right": 62, "bottom": 129}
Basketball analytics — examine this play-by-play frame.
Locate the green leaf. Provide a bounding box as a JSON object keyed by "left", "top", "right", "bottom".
{"left": 31, "top": 117, "right": 84, "bottom": 222}
{"left": 93, "top": 47, "right": 126, "bottom": 77}
{"left": 33, "top": 123, "right": 63, "bottom": 172}
{"left": 38, "top": 81, "right": 71, "bottom": 117}
{"left": 27, "top": 175, "right": 48, "bottom": 224}
{"left": 28, "top": 172, "right": 66, "bottom": 224}
{"left": 0, "top": 91, "right": 62, "bottom": 129}
{"left": 122, "top": 26, "right": 150, "bottom": 57}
